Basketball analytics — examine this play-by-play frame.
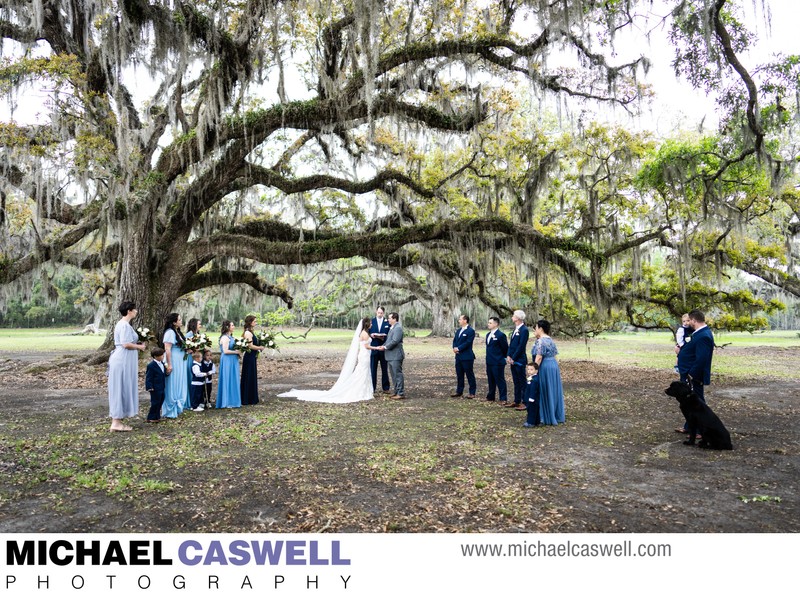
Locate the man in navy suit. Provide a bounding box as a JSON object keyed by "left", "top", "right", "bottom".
{"left": 505, "top": 309, "right": 529, "bottom": 409}
{"left": 683, "top": 309, "right": 715, "bottom": 403}
{"left": 451, "top": 314, "right": 477, "bottom": 399}
{"left": 145, "top": 347, "right": 167, "bottom": 423}
{"left": 484, "top": 316, "right": 508, "bottom": 402}
{"left": 369, "top": 306, "right": 391, "bottom": 392}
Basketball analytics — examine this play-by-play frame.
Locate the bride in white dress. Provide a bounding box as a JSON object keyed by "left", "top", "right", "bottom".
{"left": 277, "top": 317, "right": 374, "bottom": 403}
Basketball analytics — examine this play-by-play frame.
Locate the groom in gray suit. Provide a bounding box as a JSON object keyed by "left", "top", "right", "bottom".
{"left": 378, "top": 312, "right": 405, "bottom": 399}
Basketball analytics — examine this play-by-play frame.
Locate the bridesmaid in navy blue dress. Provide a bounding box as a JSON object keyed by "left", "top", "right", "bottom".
{"left": 240, "top": 315, "right": 265, "bottom": 405}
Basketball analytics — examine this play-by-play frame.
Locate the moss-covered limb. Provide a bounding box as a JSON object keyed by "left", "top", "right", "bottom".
{"left": 3, "top": 165, "right": 91, "bottom": 226}
{"left": 180, "top": 269, "right": 293, "bottom": 307}
{"left": 0, "top": 17, "right": 38, "bottom": 43}
{"left": 373, "top": 32, "right": 551, "bottom": 82}
{"left": 710, "top": 0, "right": 763, "bottom": 156}
{"left": 61, "top": 244, "right": 120, "bottom": 270}
{"left": 0, "top": 216, "right": 101, "bottom": 284}
{"left": 227, "top": 219, "right": 337, "bottom": 243}
{"left": 602, "top": 227, "right": 669, "bottom": 259}
{"left": 244, "top": 164, "right": 437, "bottom": 199}
{"left": 187, "top": 218, "right": 603, "bottom": 268}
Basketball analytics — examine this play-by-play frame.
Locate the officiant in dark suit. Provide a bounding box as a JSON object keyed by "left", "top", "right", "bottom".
{"left": 370, "top": 306, "right": 391, "bottom": 393}
{"left": 378, "top": 312, "right": 405, "bottom": 399}
{"left": 451, "top": 314, "right": 477, "bottom": 399}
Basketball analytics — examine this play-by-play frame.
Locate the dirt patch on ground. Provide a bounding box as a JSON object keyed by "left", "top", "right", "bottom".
{"left": 0, "top": 345, "right": 798, "bottom": 533}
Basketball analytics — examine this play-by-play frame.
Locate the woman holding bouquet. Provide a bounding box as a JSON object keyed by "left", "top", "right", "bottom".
{"left": 185, "top": 318, "right": 201, "bottom": 386}
{"left": 217, "top": 320, "right": 242, "bottom": 409}
{"left": 108, "top": 301, "right": 146, "bottom": 431}
{"left": 162, "top": 313, "right": 189, "bottom": 418}
{"left": 240, "top": 315, "right": 266, "bottom": 405}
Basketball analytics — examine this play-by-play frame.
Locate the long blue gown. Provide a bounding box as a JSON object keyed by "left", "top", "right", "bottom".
{"left": 107, "top": 319, "right": 139, "bottom": 419}
{"left": 162, "top": 328, "right": 188, "bottom": 418}
{"left": 217, "top": 334, "right": 241, "bottom": 409}
{"left": 534, "top": 336, "right": 565, "bottom": 425}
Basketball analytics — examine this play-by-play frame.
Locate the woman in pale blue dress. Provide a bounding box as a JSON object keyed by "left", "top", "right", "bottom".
{"left": 161, "top": 312, "right": 189, "bottom": 418}
{"left": 533, "top": 320, "right": 565, "bottom": 425}
{"left": 108, "top": 301, "right": 146, "bottom": 431}
{"left": 217, "top": 320, "right": 242, "bottom": 409}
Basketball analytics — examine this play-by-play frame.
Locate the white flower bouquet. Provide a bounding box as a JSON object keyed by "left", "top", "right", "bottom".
{"left": 135, "top": 326, "right": 155, "bottom": 343}
{"left": 257, "top": 329, "right": 279, "bottom": 351}
{"left": 231, "top": 337, "right": 252, "bottom": 353}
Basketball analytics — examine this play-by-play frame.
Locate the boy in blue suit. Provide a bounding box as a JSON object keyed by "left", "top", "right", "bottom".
{"left": 370, "top": 306, "right": 391, "bottom": 392}
{"left": 484, "top": 316, "right": 508, "bottom": 402}
{"left": 523, "top": 363, "right": 540, "bottom": 427}
{"left": 145, "top": 347, "right": 166, "bottom": 423}
{"left": 505, "top": 309, "right": 529, "bottom": 409}
{"left": 451, "top": 314, "right": 477, "bottom": 398}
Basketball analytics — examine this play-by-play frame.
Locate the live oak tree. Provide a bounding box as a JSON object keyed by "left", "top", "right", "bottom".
{"left": 0, "top": 0, "right": 797, "bottom": 347}
{"left": 0, "top": 0, "right": 648, "bottom": 349}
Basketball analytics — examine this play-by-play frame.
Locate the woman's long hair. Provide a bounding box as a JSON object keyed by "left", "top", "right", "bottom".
{"left": 243, "top": 315, "right": 256, "bottom": 336}
{"left": 186, "top": 318, "right": 200, "bottom": 335}
{"left": 161, "top": 313, "right": 186, "bottom": 348}
{"left": 221, "top": 320, "right": 232, "bottom": 335}
{"left": 361, "top": 317, "right": 371, "bottom": 333}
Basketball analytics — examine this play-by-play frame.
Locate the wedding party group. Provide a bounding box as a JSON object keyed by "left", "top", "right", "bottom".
{"left": 107, "top": 301, "right": 271, "bottom": 432}
{"left": 106, "top": 301, "right": 562, "bottom": 432}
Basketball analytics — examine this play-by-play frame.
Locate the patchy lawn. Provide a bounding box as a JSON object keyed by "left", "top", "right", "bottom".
{"left": 0, "top": 338, "right": 798, "bottom": 533}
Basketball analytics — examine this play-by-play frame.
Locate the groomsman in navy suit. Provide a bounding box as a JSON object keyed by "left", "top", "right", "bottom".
{"left": 505, "top": 309, "right": 529, "bottom": 409}
{"left": 484, "top": 316, "right": 508, "bottom": 402}
{"left": 451, "top": 314, "right": 477, "bottom": 399}
{"left": 370, "top": 306, "right": 391, "bottom": 393}
{"left": 683, "top": 309, "right": 715, "bottom": 403}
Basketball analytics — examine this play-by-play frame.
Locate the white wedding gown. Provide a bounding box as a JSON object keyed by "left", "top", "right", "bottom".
{"left": 277, "top": 327, "right": 374, "bottom": 403}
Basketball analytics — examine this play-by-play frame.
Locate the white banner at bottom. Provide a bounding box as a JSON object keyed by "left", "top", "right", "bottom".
{"left": 1, "top": 533, "right": 794, "bottom": 593}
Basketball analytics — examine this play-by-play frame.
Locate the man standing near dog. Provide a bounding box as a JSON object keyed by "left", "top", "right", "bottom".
{"left": 676, "top": 309, "right": 715, "bottom": 433}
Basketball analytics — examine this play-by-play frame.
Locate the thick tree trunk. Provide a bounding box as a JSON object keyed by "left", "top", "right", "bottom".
{"left": 429, "top": 296, "right": 455, "bottom": 337}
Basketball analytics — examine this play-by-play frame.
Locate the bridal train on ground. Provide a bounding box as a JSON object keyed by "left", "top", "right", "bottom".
{"left": 276, "top": 323, "right": 374, "bottom": 403}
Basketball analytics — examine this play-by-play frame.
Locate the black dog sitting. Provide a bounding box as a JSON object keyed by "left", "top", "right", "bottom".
{"left": 664, "top": 381, "right": 733, "bottom": 450}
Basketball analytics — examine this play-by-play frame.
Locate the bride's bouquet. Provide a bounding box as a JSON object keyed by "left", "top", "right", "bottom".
{"left": 135, "top": 326, "right": 155, "bottom": 343}
{"left": 231, "top": 337, "right": 252, "bottom": 353}
{"left": 257, "top": 329, "right": 279, "bottom": 352}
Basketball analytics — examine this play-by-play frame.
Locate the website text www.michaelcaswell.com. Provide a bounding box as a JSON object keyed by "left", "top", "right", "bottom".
{"left": 461, "top": 540, "right": 671, "bottom": 559}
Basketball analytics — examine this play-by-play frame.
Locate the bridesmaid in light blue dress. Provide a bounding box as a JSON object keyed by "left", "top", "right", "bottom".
{"left": 532, "top": 320, "right": 565, "bottom": 426}
{"left": 217, "top": 320, "right": 242, "bottom": 409}
{"left": 107, "top": 301, "right": 146, "bottom": 431}
{"left": 162, "top": 313, "right": 189, "bottom": 418}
